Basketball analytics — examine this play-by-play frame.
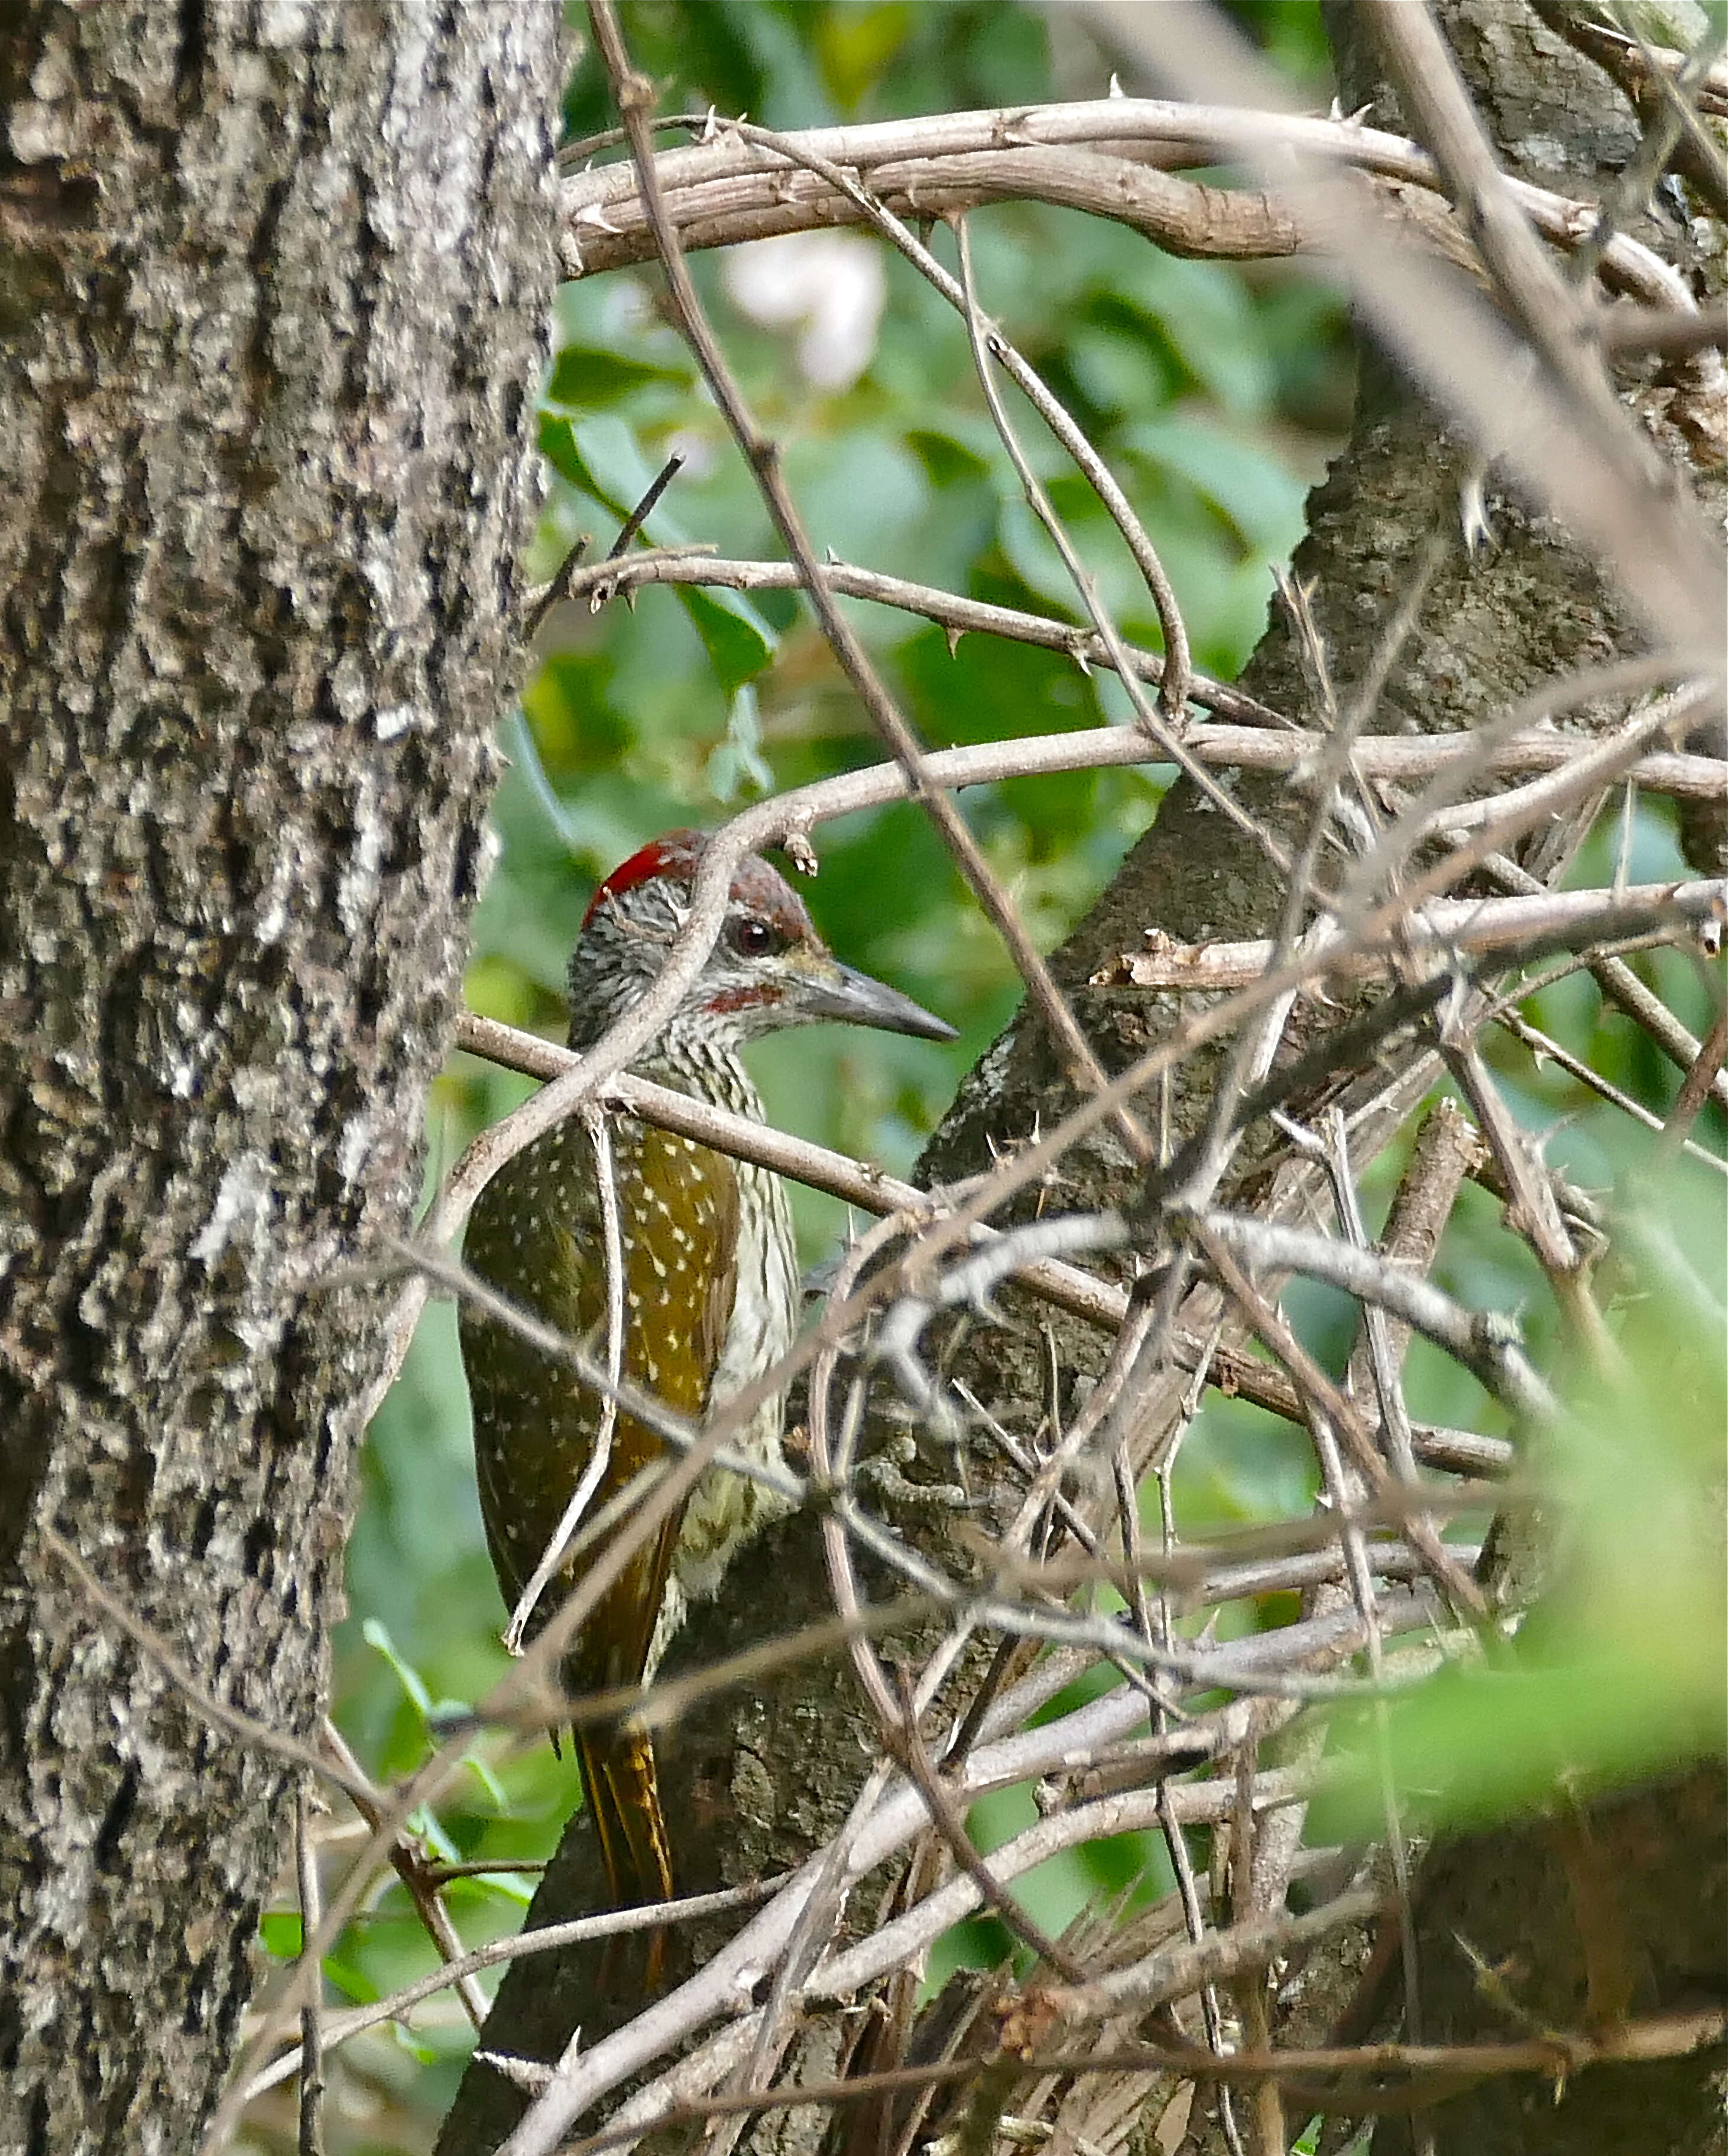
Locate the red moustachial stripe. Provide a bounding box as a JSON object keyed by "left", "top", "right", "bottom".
{"left": 703, "top": 982, "right": 787, "bottom": 1016}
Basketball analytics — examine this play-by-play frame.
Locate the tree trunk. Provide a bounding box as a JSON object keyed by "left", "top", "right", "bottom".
{"left": 0, "top": 6, "right": 560, "bottom": 2149}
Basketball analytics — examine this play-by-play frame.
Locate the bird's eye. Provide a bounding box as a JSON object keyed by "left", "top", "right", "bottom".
{"left": 728, "top": 916, "right": 780, "bottom": 959}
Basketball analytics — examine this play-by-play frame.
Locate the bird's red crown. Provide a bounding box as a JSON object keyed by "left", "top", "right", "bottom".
{"left": 582, "top": 829, "right": 815, "bottom": 945}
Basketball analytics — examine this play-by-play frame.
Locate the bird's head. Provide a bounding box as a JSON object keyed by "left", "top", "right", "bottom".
{"left": 567, "top": 829, "right": 957, "bottom": 1053}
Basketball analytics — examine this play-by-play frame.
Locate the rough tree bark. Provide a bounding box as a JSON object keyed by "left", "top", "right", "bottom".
{"left": 439, "top": 4, "right": 1726, "bottom": 2153}
{"left": 0, "top": 6, "right": 560, "bottom": 2151}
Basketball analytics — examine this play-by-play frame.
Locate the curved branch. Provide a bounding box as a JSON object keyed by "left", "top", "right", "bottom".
{"left": 557, "top": 98, "right": 1691, "bottom": 311}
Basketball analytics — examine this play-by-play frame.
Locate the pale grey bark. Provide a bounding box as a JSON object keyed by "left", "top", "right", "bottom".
{"left": 0, "top": 5, "right": 562, "bottom": 2151}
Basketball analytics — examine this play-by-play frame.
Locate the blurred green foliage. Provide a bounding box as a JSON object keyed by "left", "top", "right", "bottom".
{"left": 1317, "top": 1176, "right": 1727, "bottom": 1840}
{"left": 292, "top": 7, "right": 1725, "bottom": 2145}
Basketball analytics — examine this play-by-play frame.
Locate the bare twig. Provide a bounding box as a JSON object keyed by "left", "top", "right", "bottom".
{"left": 1087, "top": 877, "right": 1728, "bottom": 989}
{"left": 1040, "top": 1884, "right": 1387, "bottom": 2026}
{"left": 320, "top": 1720, "right": 491, "bottom": 2034}
{"left": 537, "top": 2004, "right": 1727, "bottom": 2156}
{"left": 1191, "top": 1210, "right": 1556, "bottom": 1424}
{"left": 242, "top": 1878, "right": 781, "bottom": 2104}
{"left": 713, "top": 117, "right": 1195, "bottom": 717}
{"left": 1655, "top": 992, "right": 1728, "bottom": 1165}
{"left": 1359, "top": 0, "right": 1656, "bottom": 467}
{"left": 323, "top": 47, "right": 1728, "bottom": 2156}
{"left": 948, "top": 211, "right": 1266, "bottom": 836}
{"left": 1487, "top": 999, "right": 1726, "bottom": 1173}
{"left": 293, "top": 1785, "right": 326, "bottom": 2156}
{"left": 886, "top": 1667, "right": 1088, "bottom": 1984}
{"left": 583, "top": 0, "right": 1150, "bottom": 1167}
{"left": 557, "top": 99, "right": 1694, "bottom": 312}
{"left": 606, "top": 452, "right": 683, "bottom": 559}
{"left": 1086, "top": 1, "right": 1724, "bottom": 651}
{"left": 485, "top": 1583, "right": 1444, "bottom": 2152}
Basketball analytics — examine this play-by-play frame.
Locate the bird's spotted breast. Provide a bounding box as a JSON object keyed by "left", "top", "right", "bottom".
{"left": 460, "top": 1107, "right": 755, "bottom": 1651}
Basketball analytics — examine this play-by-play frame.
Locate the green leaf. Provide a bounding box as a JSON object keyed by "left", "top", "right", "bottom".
{"left": 464, "top": 1752, "right": 511, "bottom": 1809}
{"left": 407, "top": 1804, "right": 464, "bottom": 1865}
{"left": 1124, "top": 415, "right": 1308, "bottom": 554}
{"left": 537, "top": 413, "right": 682, "bottom": 538}
{"left": 677, "top": 586, "right": 777, "bottom": 699}
{"left": 259, "top": 1910, "right": 303, "bottom": 1960}
{"left": 537, "top": 412, "right": 588, "bottom": 492}
{"left": 564, "top": 415, "right": 679, "bottom": 529}
{"left": 444, "top": 1866, "right": 538, "bottom": 1910}
{"left": 904, "top": 424, "right": 994, "bottom": 487}
{"left": 1120, "top": 254, "right": 1269, "bottom": 413}
{"left": 1066, "top": 324, "right": 1175, "bottom": 424}
{"left": 1317, "top": 1645, "right": 1728, "bottom": 1843}
{"left": 500, "top": 706, "right": 587, "bottom": 853}
{"left": 322, "top": 1955, "right": 381, "bottom": 2006}
{"left": 788, "top": 426, "right": 929, "bottom": 565}
{"left": 707, "top": 684, "right": 776, "bottom": 801}
{"left": 546, "top": 345, "right": 689, "bottom": 410}
{"left": 390, "top": 2024, "right": 445, "bottom": 2066}
{"left": 363, "top": 1618, "right": 433, "bottom": 1717}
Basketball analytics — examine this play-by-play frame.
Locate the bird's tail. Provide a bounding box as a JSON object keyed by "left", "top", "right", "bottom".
{"left": 577, "top": 1723, "right": 675, "bottom": 1993}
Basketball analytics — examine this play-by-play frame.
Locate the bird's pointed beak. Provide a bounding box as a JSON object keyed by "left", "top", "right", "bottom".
{"left": 798, "top": 962, "right": 958, "bottom": 1043}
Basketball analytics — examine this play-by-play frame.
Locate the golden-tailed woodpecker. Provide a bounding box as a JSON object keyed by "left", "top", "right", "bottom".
{"left": 460, "top": 830, "right": 954, "bottom": 1979}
